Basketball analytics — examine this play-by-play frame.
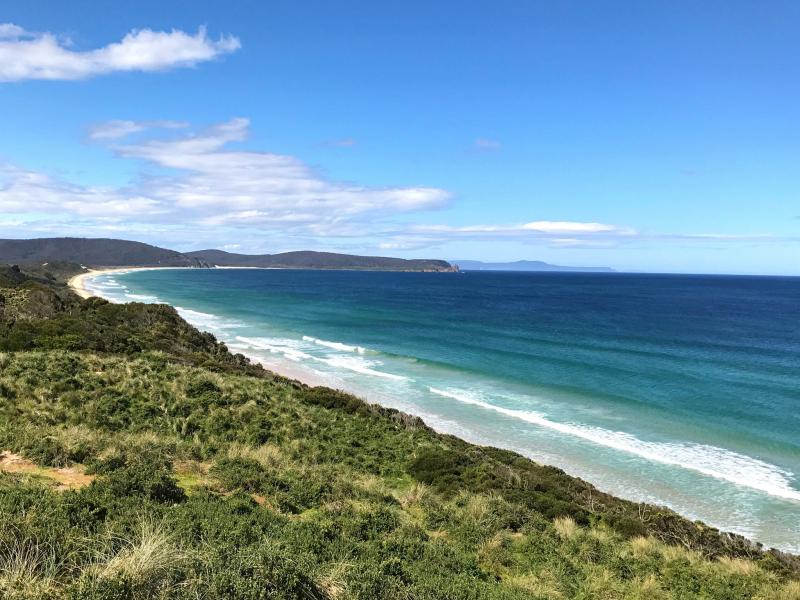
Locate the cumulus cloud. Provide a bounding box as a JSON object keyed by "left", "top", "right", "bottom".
{"left": 1, "top": 117, "right": 789, "bottom": 254}
{"left": 0, "top": 24, "right": 25, "bottom": 39}
{"left": 0, "top": 163, "right": 165, "bottom": 217}
{"left": 101, "top": 118, "right": 452, "bottom": 228}
{"left": 0, "top": 24, "right": 239, "bottom": 82}
{"left": 0, "top": 118, "right": 452, "bottom": 236}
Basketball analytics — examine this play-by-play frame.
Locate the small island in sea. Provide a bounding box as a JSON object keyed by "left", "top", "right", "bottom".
{"left": 0, "top": 242, "right": 798, "bottom": 598}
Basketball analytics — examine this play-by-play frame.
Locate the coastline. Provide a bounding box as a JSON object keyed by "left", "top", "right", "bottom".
{"left": 68, "top": 267, "right": 336, "bottom": 388}
{"left": 68, "top": 267, "right": 800, "bottom": 554}
{"left": 68, "top": 266, "right": 186, "bottom": 299}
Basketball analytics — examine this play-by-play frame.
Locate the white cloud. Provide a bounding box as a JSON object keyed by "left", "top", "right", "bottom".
{"left": 0, "top": 163, "right": 165, "bottom": 217}
{"left": 0, "top": 24, "right": 239, "bottom": 82}
{"left": 0, "top": 24, "right": 25, "bottom": 39}
{"left": 87, "top": 119, "right": 188, "bottom": 141}
{"left": 521, "top": 221, "right": 624, "bottom": 233}
{"left": 1, "top": 117, "right": 791, "bottom": 255}
{"left": 407, "top": 221, "right": 636, "bottom": 238}
{"left": 674, "top": 233, "right": 779, "bottom": 241}
{"left": 0, "top": 118, "right": 451, "bottom": 234}
{"left": 108, "top": 118, "right": 452, "bottom": 227}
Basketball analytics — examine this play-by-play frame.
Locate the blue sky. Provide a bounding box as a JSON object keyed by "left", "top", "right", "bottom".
{"left": 0, "top": 1, "right": 798, "bottom": 274}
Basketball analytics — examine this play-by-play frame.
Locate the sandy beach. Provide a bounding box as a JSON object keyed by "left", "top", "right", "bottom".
{"left": 67, "top": 267, "right": 185, "bottom": 299}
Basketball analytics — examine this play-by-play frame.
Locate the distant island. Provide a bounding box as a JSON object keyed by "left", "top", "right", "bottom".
{"left": 454, "top": 259, "right": 614, "bottom": 272}
{"left": 0, "top": 238, "right": 457, "bottom": 272}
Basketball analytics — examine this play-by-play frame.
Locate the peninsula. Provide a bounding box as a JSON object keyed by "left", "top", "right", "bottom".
{"left": 0, "top": 238, "right": 457, "bottom": 272}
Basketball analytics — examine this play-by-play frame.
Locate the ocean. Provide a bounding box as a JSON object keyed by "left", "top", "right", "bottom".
{"left": 85, "top": 268, "right": 800, "bottom": 552}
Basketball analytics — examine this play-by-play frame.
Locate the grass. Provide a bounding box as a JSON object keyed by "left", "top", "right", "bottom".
{"left": 0, "top": 266, "right": 797, "bottom": 598}
{"left": 90, "top": 519, "right": 187, "bottom": 593}
{"left": 0, "top": 349, "right": 797, "bottom": 598}
{"left": 0, "top": 539, "right": 58, "bottom": 599}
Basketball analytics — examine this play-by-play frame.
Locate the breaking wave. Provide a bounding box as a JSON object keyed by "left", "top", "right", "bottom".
{"left": 428, "top": 387, "right": 800, "bottom": 502}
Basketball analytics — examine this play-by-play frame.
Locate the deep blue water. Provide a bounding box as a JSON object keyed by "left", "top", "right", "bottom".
{"left": 87, "top": 269, "right": 800, "bottom": 551}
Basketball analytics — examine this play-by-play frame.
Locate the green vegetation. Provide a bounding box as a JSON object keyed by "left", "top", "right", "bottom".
{"left": 184, "top": 249, "right": 456, "bottom": 271}
{"left": 0, "top": 265, "right": 797, "bottom": 598}
{"left": 0, "top": 238, "right": 456, "bottom": 271}
{"left": 0, "top": 238, "right": 206, "bottom": 268}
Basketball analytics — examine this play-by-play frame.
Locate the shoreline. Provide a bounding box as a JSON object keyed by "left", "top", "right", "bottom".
{"left": 68, "top": 267, "right": 799, "bottom": 554}
{"left": 68, "top": 266, "right": 189, "bottom": 299}
{"left": 67, "top": 265, "right": 452, "bottom": 300}
{"left": 68, "top": 268, "right": 351, "bottom": 390}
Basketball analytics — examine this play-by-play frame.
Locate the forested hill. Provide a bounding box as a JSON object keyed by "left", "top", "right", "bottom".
{"left": 185, "top": 249, "right": 456, "bottom": 271}
{"left": 0, "top": 238, "right": 206, "bottom": 268}
{"left": 0, "top": 238, "right": 457, "bottom": 271}
{"left": 0, "top": 264, "right": 797, "bottom": 598}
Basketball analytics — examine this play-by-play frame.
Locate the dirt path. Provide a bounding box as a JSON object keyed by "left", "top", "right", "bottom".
{"left": 0, "top": 451, "right": 95, "bottom": 490}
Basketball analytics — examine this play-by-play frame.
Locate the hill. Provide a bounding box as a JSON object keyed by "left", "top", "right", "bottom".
{"left": 0, "top": 238, "right": 207, "bottom": 268}
{"left": 0, "top": 238, "right": 457, "bottom": 272}
{"left": 454, "top": 259, "right": 614, "bottom": 272}
{"left": 0, "top": 265, "right": 797, "bottom": 598}
{"left": 186, "top": 249, "right": 456, "bottom": 271}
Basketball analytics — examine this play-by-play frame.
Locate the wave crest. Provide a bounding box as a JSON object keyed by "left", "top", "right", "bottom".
{"left": 302, "top": 335, "right": 367, "bottom": 354}
{"left": 428, "top": 387, "right": 800, "bottom": 503}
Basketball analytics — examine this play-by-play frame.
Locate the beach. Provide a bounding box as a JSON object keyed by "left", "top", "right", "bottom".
{"left": 68, "top": 267, "right": 184, "bottom": 299}
{"left": 70, "top": 267, "right": 800, "bottom": 553}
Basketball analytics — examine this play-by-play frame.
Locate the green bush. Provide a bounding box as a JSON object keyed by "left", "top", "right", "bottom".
{"left": 211, "top": 457, "right": 269, "bottom": 493}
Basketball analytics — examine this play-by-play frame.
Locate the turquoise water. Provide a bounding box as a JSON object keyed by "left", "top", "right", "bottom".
{"left": 86, "top": 268, "right": 800, "bottom": 552}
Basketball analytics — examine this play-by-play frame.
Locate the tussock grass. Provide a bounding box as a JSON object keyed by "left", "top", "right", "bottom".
{"left": 508, "top": 570, "right": 565, "bottom": 598}
{"left": 477, "top": 532, "right": 513, "bottom": 575}
{"left": 771, "top": 580, "right": 800, "bottom": 600}
{"left": 718, "top": 555, "right": 759, "bottom": 576}
{"left": 629, "top": 535, "right": 662, "bottom": 558}
{"left": 553, "top": 516, "right": 579, "bottom": 540}
{"left": 0, "top": 540, "right": 58, "bottom": 599}
{"left": 581, "top": 566, "right": 626, "bottom": 599}
{"left": 225, "top": 441, "right": 287, "bottom": 469}
{"left": 626, "top": 574, "right": 667, "bottom": 600}
{"left": 587, "top": 524, "right": 612, "bottom": 544}
{"left": 317, "top": 561, "right": 351, "bottom": 600}
{"left": 88, "top": 519, "right": 187, "bottom": 593}
{"left": 460, "top": 491, "right": 493, "bottom": 524}
{"left": 397, "top": 481, "right": 429, "bottom": 507}
{"left": 353, "top": 473, "right": 391, "bottom": 497}
{"left": 660, "top": 542, "right": 702, "bottom": 564}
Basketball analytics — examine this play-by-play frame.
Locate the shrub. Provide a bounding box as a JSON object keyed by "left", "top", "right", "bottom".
{"left": 210, "top": 457, "right": 269, "bottom": 493}
{"left": 408, "top": 447, "right": 477, "bottom": 494}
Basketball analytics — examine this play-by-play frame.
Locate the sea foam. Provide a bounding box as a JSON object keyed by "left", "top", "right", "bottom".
{"left": 321, "top": 355, "right": 410, "bottom": 381}
{"left": 302, "top": 335, "right": 367, "bottom": 354}
{"left": 236, "top": 335, "right": 409, "bottom": 380}
{"left": 428, "top": 387, "right": 800, "bottom": 503}
{"left": 235, "top": 336, "right": 314, "bottom": 362}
